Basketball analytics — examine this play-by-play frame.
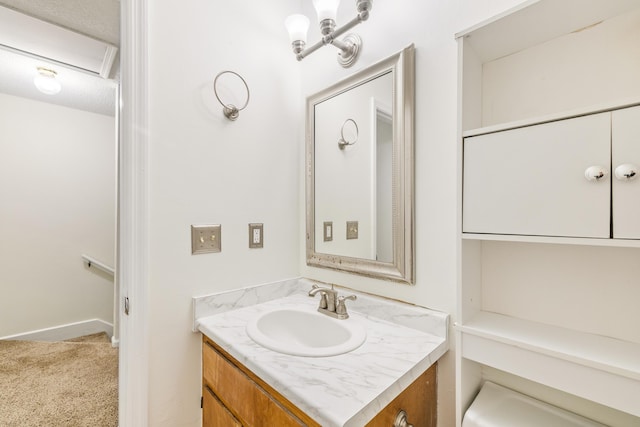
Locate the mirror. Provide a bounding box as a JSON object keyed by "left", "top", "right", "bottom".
{"left": 306, "top": 44, "right": 415, "bottom": 284}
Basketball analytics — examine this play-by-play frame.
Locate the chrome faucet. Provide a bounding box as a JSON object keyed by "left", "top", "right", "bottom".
{"left": 308, "top": 284, "right": 356, "bottom": 320}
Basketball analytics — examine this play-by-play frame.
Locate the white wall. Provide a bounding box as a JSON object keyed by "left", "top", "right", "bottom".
{"left": 144, "top": 1, "right": 532, "bottom": 426}
{"left": 0, "top": 92, "right": 115, "bottom": 337}
{"left": 146, "top": 1, "right": 301, "bottom": 425}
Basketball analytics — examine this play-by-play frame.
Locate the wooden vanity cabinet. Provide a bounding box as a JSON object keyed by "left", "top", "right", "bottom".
{"left": 203, "top": 386, "right": 242, "bottom": 427}
{"left": 365, "top": 362, "right": 436, "bottom": 427}
{"left": 202, "top": 336, "right": 437, "bottom": 427}
{"left": 202, "top": 336, "right": 314, "bottom": 427}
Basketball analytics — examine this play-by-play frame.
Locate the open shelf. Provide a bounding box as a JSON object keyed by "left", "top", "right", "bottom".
{"left": 455, "top": 0, "right": 640, "bottom": 64}
{"left": 457, "top": 0, "right": 640, "bottom": 132}
{"left": 457, "top": 311, "right": 640, "bottom": 417}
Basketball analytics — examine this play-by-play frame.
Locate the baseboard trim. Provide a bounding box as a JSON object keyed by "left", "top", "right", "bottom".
{"left": 0, "top": 319, "right": 113, "bottom": 342}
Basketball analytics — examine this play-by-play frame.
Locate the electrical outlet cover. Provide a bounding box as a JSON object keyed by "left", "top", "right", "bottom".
{"left": 191, "top": 224, "right": 221, "bottom": 254}
{"left": 249, "top": 223, "right": 263, "bottom": 248}
{"left": 323, "top": 221, "right": 333, "bottom": 242}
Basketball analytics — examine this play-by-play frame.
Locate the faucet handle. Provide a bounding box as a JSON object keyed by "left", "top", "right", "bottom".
{"left": 336, "top": 294, "right": 357, "bottom": 317}
{"left": 318, "top": 293, "right": 328, "bottom": 309}
{"left": 309, "top": 284, "right": 330, "bottom": 309}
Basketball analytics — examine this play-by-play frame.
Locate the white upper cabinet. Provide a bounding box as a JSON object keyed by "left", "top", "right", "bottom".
{"left": 463, "top": 113, "right": 611, "bottom": 238}
{"left": 612, "top": 106, "right": 640, "bottom": 239}
{"left": 458, "top": 0, "right": 640, "bottom": 243}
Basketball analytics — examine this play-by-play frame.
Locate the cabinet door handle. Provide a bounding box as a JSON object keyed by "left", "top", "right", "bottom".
{"left": 584, "top": 165, "right": 609, "bottom": 182}
{"left": 393, "top": 409, "right": 414, "bottom": 427}
{"left": 614, "top": 164, "right": 638, "bottom": 181}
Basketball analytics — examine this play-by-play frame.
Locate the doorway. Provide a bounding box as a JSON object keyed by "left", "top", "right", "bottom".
{"left": 0, "top": 1, "right": 120, "bottom": 424}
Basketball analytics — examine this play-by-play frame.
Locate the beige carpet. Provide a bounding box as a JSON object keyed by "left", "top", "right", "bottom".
{"left": 0, "top": 333, "right": 118, "bottom": 426}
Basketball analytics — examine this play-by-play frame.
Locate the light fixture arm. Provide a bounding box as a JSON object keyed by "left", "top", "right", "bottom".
{"left": 290, "top": 1, "right": 372, "bottom": 68}
{"left": 330, "top": 14, "right": 366, "bottom": 40}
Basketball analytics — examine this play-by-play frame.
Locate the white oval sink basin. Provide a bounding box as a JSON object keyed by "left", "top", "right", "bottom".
{"left": 246, "top": 308, "right": 366, "bottom": 357}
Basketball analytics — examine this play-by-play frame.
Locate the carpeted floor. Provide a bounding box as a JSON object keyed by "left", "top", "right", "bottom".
{"left": 0, "top": 332, "right": 118, "bottom": 426}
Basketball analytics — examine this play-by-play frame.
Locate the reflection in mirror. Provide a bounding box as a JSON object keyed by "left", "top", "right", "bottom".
{"left": 306, "top": 45, "right": 415, "bottom": 284}
{"left": 374, "top": 99, "right": 393, "bottom": 263}
{"left": 314, "top": 71, "right": 393, "bottom": 261}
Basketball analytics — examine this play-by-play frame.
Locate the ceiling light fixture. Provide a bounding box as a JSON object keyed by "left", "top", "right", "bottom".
{"left": 34, "top": 67, "right": 61, "bottom": 95}
{"left": 285, "top": 0, "right": 373, "bottom": 68}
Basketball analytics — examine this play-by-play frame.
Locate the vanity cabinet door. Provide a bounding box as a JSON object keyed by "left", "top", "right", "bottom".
{"left": 365, "top": 364, "right": 436, "bottom": 427}
{"left": 612, "top": 105, "right": 640, "bottom": 239}
{"left": 203, "top": 386, "right": 242, "bottom": 427}
{"left": 202, "top": 337, "right": 317, "bottom": 427}
{"left": 463, "top": 113, "right": 611, "bottom": 238}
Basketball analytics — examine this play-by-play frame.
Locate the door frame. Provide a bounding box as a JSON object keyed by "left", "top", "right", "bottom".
{"left": 118, "top": 0, "right": 149, "bottom": 425}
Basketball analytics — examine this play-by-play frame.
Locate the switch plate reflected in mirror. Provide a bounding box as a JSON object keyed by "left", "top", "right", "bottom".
{"left": 346, "top": 221, "right": 358, "bottom": 240}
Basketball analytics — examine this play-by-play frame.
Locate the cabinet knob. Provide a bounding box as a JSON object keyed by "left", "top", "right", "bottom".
{"left": 393, "top": 409, "right": 414, "bottom": 427}
{"left": 614, "top": 164, "right": 638, "bottom": 181}
{"left": 584, "top": 165, "right": 609, "bottom": 182}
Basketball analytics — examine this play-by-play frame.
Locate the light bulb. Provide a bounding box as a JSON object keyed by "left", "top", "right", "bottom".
{"left": 284, "top": 14, "right": 310, "bottom": 43}
{"left": 34, "top": 67, "right": 61, "bottom": 95}
{"left": 312, "top": 0, "right": 340, "bottom": 22}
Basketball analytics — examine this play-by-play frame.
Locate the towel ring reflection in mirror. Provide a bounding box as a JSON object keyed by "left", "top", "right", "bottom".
{"left": 338, "top": 118, "right": 358, "bottom": 149}
{"left": 213, "top": 70, "right": 250, "bottom": 121}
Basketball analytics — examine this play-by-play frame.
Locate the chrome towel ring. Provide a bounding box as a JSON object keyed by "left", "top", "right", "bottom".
{"left": 338, "top": 118, "right": 358, "bottom": 149}
{"left": 213, "top": 70, "right": 250, "bottom": 121}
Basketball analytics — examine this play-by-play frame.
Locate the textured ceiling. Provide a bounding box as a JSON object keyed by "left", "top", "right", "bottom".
{"left": 0, "top": 0, "right": 120, "bottom": 116}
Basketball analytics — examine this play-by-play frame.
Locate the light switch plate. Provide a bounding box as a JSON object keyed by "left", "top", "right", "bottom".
{"left": 346, "top": 221, "right": 358, "bottom": 240}
{"left": 191, "top": 224, "right": 221, "bottom": 254}
{"left": 323, "top": 221, "right": 333, "bottom": 242}
{"left": 249, "top": 223, "right": 263, "bottom": 248}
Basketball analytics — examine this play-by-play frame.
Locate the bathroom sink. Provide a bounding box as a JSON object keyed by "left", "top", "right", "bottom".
{"left": 246, "top": 308, "right": 366, "bottom": 357}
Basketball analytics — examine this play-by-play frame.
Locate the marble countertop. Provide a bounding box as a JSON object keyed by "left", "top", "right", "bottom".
{"left": 195, "top": 278, "right": 449, "bottom": 427}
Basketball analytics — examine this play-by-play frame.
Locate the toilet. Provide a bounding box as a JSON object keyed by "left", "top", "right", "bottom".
{"left": 462, "top": 382, "right": 606, "bottom": 427}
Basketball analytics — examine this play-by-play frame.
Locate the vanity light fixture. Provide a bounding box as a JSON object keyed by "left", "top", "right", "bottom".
{"left": 285, "top": 0, "right": 373, "bottom": 68}
{"left": 33, "top": 67, "right": 61, "bottom": 95}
